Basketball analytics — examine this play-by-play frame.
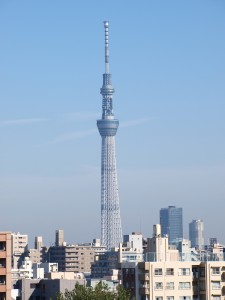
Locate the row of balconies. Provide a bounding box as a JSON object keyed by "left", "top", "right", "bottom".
{"left": 139, "top": 272, "right": 225, "bottom": 283}
{"left": 193, "top": 283, "right": 225, "bottom": 295}
{"left": 139, "top": 283, "right": 191, "bottom": 290}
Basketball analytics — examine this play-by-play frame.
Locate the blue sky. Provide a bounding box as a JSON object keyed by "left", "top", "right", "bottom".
{"left": 0, "top": 0, "right": 224, "bottom": 246}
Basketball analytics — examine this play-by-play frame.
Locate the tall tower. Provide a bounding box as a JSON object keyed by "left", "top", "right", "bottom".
{"left": 97, "top": 21, "right": 122, "bottom": 249}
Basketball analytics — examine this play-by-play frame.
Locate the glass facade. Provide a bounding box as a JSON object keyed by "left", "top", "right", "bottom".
{"left": 160, "top": 206, "right": 183, "bottom": 246}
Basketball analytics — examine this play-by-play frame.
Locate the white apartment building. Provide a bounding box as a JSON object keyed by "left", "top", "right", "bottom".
{"left": 120, "top": 232, "right": 144, "bottom": 263}
{"left": 11, "top": 233, "right": 28, "bottom": 269}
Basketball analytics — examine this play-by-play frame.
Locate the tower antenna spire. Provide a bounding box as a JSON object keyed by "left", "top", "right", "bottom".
{"left": 104, "top": 21, "right": 110, "bottom": 74}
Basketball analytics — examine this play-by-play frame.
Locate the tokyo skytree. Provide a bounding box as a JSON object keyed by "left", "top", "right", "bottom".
{"left": 97, "top": 21, "right": 122, "bottom": 249}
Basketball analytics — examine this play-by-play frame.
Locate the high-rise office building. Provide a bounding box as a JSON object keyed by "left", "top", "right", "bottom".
{"left": 97, "top": 21, "right": 122, "bottom": 249}
{"left": 160, "top": 206, "right": 183, "bottom": 245}
{"left": 189, "top": 219, "right": 204, "bottom": 249}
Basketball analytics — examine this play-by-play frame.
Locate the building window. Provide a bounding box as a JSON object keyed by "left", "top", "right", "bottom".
{"left": 212, "top": 267, "right": 220, "bottom": 275}
{"left": 0, "top": 242, "right": 6, "bottom": 251}
{"left": 178, "top": 282, "right": 191, "bottom": 289}
{"left": 179, "top": 297, "right": 191, "bottom": 300}
{"left": 212, "top": 281, "right": 220, "bottom": 289}
{"left": 166, "top": 297, "right": 174, "bottom": 300}
{"left": 166, "top": 282, "right": 174, "bottom": 290}
{"left": 155, "top": 282, "right": 163, "bottom": 290}
{"left": 178, "top": 268, "right": 190, "bottom": 276}
{"left": 166, "top": 268, "right": 174, "bottom": 276}
{"left": 212, "top": 297, "right": 221, "bottom": 300}
{"left": 154, "top": 268, "right": 163, "bottom": 276}
{"left": 156, "top": 297, "right": 163, "bottom": 300}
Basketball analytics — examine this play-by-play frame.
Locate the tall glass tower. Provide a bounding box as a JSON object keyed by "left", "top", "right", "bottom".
{"left": 160, "top": 206, "right": 183, "bottom": 246}
{"left": 97, "top": 21, "right": 122, "bottom": 249}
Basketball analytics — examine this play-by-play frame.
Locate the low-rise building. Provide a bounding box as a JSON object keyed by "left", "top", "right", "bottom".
{"left": 14, "top": 277, "right": 85, "bottom": 300}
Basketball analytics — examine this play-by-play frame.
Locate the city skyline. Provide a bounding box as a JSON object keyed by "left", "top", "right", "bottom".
{"left": 0, "top": 1, "right": 224, "bottom": 245}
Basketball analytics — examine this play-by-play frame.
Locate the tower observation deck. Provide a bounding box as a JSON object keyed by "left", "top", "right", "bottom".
{"left": 97, "top": 21, "right": 122, "bottom": 249}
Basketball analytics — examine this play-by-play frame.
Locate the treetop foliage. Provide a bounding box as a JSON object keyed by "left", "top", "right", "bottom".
{"left": 56, "top": 281, "right": 130, "bottom": 300}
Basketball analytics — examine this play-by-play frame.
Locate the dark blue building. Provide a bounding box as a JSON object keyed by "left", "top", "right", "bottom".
{"left": 160, "top": 206, "right": 183, "bottom": 246}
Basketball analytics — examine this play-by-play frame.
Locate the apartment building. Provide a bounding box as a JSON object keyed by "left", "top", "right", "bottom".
{"left": 27, "top": 247, "right": 48, "bottom": 265}
{"left": 25, "top": 235, "right": 48, "bottom": 265}
{"left": 48, "top": 244, "right": 102, "bottom": 273}
{"left": 0, "top": 232, "right": 11, "bottom": 300}
{"left": 136, "top": 260, "right": 225, "bottom": 300}
{"left": 11, "top": 233, "right": 28, "bottom": 269}
{"left": 121, "top": 225, "right": 225, "bottom": 300}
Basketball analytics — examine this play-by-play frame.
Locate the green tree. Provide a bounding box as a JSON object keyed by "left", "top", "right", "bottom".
{"left": 56, "top": 281, "right": 130, "bottom": 300}
{"left": 115, "top": 285, "right": 130, "bottom": 300}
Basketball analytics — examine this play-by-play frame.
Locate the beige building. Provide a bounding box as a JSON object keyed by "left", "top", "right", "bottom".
{"left": 0, "top": 232, "right": 11, "bottom": 300}
{"left": 11, "top": 233, "right": 28, "bottom": 269}
{"left": 48, "top": 242, "right": 105, "bottom": 273}
{"left": 27, "top": 247, "right": 48, "bottom": 265}
{"left": 55, "top": 229, "right": 64, "bottom": 247}
{"left": 137, "top": 260, "right": 225, "bottom": 300}
{"left": 122, "top": 225, "right": 225, "bottom": 300}
{"left": 34, "top": 236, "right": 42, "bottom": 251}
{"left": 27, "top": 236, "right": 48, "bottom": 265}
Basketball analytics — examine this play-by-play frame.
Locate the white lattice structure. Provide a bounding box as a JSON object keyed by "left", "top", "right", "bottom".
{"left": 97, "top": 21, "right": 122, "bottom": 249}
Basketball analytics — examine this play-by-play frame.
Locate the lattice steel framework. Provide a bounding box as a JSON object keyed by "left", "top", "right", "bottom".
{"left": 97, "top": 21, "right": 122, "bottom": 249}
